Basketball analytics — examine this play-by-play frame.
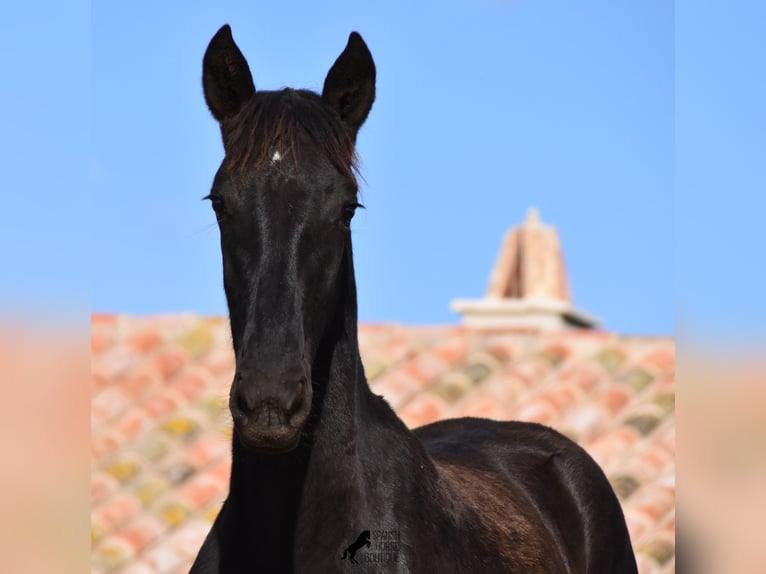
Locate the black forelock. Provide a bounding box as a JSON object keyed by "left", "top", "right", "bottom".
{"left": 221, "top": 88, "right": 360, "bottom": 185}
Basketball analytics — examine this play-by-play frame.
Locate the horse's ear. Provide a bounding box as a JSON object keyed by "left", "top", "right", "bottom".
{"left": 322, "top": 32, "right": 376, "bottom": 138}
{"left": 202, "top": 25, "right": 255, "bottom": 122}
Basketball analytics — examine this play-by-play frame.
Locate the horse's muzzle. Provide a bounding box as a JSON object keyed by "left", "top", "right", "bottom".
{"left": 229, "top": 371, "right": 312, "bottom": 454}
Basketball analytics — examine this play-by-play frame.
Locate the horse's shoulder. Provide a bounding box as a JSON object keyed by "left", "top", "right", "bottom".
{"left": 413, "top": 416, "right": 612, "bottom": 504}
{"left": 414, "top": 417, "right": 583, "bottom": 461}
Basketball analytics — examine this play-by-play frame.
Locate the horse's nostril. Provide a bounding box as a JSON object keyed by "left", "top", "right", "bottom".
{"left": 285, "top": 378, "right": 308, "bottom": 415}
{"left": 286, "top": 390, "right": 302, "bottom": 414}
{"left": 236, "top": 390, "right": 251, "bottom": 415}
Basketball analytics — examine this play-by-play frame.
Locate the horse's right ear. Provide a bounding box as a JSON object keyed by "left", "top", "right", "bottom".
{"left": 202, "top": 25, "right": 255, "bottom": 122}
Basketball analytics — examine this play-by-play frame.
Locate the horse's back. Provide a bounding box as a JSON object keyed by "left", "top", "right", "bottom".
{"left": 414, "top": 417, "right": 638, "bottom": 574}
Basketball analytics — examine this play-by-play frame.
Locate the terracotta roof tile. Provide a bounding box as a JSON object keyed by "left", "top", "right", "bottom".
{"left": 132, "top": 474, "right": 171, "bottom": 506}
{"left": 150, "top": 345, "right": 188, "bottom": 380}
{"left": 92, "top": 493, "right": 142, "bottom": 533}
{"left": 117, "top": 367, "right": 163, "bottom": 401}
{"left": 92, "top": 471, "right": 120, "bottom": 507}
{"left": 91, "top": 315, "right": 675, "bottom": 573}
{"left": 118, "top": 516, "right": 166, "bottom": 555}
{"left": 398, "top": 393, "right": 450, "bottom": 428}
{"left": 92, "top": 433, "right": 121, "bottom": 463}
{"left": 126, "top": 330, "right": 164, "bottom": 354}
{"left": 141, "top": 544, "right": 187, "bottom": 573}
{"left": 113, "top": 409, "right": 156, "bottom": 445}
{"left": 429, "top": 371, "right": 473, "bottom": 403}
{"left": 116, "top": 559, "right": 156, "bottom": 574}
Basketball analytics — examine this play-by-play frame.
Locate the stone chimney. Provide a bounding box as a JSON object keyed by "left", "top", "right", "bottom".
{"left": 450, "top": 208, "right": 599, "bottom": 330}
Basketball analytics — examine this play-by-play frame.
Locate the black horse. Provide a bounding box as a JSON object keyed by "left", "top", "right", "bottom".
{"left": 190, "top": 25, "right": 638, "bottom": 574}
{"left": 340, "top": 530, "right": 371, "bottom": 564}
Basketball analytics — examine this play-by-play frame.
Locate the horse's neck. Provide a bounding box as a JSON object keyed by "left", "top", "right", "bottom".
{"left": 300, "top": 330, "right": 436, "bottom": 527}
{"left": 304, "top": 243, "right": 415, "bottom": 466}
{"left": 226, "top": 247, "right": 434, "bottom": 546}
{"left": 227, "top": 438, "right": 308, "bottom": 535}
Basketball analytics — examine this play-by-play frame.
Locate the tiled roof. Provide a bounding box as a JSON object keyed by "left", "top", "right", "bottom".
{"left": 91, "top": 314, "right": 675, "bottom": 574}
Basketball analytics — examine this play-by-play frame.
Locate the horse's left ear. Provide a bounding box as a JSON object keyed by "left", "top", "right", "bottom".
{"left": 322, "top": 32, "right": 376, "bottom": 138}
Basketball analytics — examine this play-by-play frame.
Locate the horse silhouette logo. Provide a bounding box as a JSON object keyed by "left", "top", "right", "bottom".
{"left": 340, "top": 530, "right": 371, "bottom": 564}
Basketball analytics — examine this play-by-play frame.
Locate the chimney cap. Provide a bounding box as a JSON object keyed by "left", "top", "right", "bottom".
{"left": 525, "top": 206, "right": 541, "bottom": 227}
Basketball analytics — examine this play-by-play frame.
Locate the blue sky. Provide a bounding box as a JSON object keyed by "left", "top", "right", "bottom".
{"left": 676, "top": 0, "right": 766, "bottom": 342}
{"left": 92, "top": 0, "right": 673, "bottom": 334}
{"left": 2, "top": 1, "right": 764, "bottom": 338}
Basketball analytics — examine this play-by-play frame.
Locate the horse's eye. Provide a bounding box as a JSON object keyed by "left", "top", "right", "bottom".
{"left": 204, "top": 194, "right": 225, "bottom": 215}
{"left": 342, "top": 203, "right": 363, "bottom": 225}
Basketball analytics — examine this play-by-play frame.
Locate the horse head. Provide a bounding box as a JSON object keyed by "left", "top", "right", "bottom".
{"left": 202, "top": 25, "right": 375, "bottom": 454}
